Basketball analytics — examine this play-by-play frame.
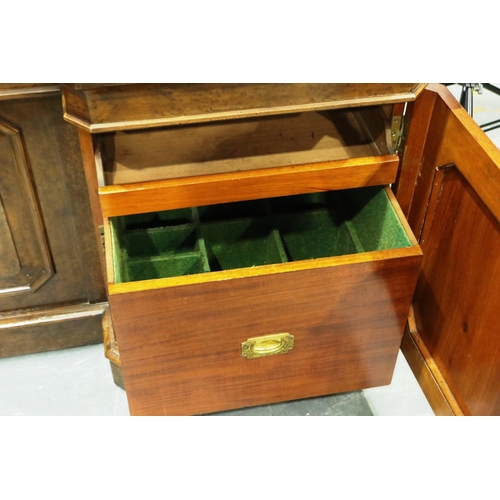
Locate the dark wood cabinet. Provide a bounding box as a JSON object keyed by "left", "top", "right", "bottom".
{"left": 61, "top": 83, "right": 500, "bottom": 416}
{"left": 0, "top": 85, "right": 107, "bottom": 357}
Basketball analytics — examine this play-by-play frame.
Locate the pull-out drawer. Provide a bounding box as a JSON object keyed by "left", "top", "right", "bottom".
{"left": 99, "top": 106, "right": 392, "bottom": 185}
{"left": 104, "top": 186, "right": 422, "bottom": 415}
{"left": 95, "top": 106, "right": 401, "bottom": 217}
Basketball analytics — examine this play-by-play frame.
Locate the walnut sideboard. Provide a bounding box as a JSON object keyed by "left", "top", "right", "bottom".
{"left": 0, "top": 84, "right": 107, "bottom": 358}
{"left": 61, "top": 83, "right": 500, "bottom": 416}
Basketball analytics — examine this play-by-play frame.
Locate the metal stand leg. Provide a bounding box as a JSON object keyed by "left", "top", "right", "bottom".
{"left": 460, "top": 84, "right": 474, "bottom": 117}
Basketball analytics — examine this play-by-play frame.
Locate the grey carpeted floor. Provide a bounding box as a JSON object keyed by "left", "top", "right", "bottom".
{"left": 208, "top": 391, "right": 373, "bottom": 416}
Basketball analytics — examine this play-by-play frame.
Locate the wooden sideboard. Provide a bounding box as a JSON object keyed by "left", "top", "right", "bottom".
{"left": 0, "top": 84, "right": 107, "bottom": 358}
{"left": 57, "top": 83, "right": 500, "bottom": 415}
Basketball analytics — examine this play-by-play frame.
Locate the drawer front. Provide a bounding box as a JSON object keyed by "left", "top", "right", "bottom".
{"left": 109, "top": 253, "right": 421, "bottom": 416}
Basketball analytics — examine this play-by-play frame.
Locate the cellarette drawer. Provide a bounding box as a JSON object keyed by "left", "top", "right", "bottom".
{"left": 103, "top": 185, "right": 422, "bottom": 415}
{"left": 94, "top": 105, "right": 401, "bottom": 218}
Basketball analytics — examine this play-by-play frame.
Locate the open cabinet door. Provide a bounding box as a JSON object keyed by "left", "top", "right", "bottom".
{"left": 395, "top": 84, "right": 500, "bottom": 416}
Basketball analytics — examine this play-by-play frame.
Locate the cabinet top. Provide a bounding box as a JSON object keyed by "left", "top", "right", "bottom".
{"left": 0, "top": 84, "right": 60, "bottom": 101}
{"left": 61, "top": 83, "right": 426, "bottom": 133}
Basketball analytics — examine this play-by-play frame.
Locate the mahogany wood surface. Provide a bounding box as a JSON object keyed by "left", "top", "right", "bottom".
{"left": 400, "top": 84, "right": 500, "bottom": 415}
{"left": 413, "top": 167, "right": 500, "bottom": 415}
{"left": 102, "top": 307, "right": 119, "bottom": 365}
{"left": 0, "top": 91, "right": 106, "bottom": 357}
{"left": 108, "top": 245, "right": 421, "bottom": 293}
{"left": 110, "top": 253, "right": 422, "bottom": 415}
{"left": 400, "top": 308, "right": 463, "bottom": 416}
{"left": 62, "top": 83, "right": 425, "bottom": 133}
{"left": 101, "top": 107, "right": 390, "bottom": 185}
{"left": 98, "top": 155, "right": 399, "bottom": 217}
{"left": 393, "top": 89, "right": 438, "bottom": 219}
{"left": 66, "top": 82, "right": 500, "bottom": 416}
{"left": 407, "top": 84, "right": 500, "bottom": 226}
{"left": 102, "top": 307, "right": 125, "bottom": 389}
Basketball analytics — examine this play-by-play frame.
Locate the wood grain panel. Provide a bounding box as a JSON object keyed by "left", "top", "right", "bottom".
{"left": 398, "top": 84, "right": 500, "bottom": 415}
{"left": 0, "top": 84, "right": 60, "bottom": 100}
{"left": 0, "top": 197, "right": 20, "bottom": 277}
{"left": 0, "top": 93, "right": 107, "bottom": 356}
{"left": 62, "top": 83, "right": 425, "bottom": 133}
{"left": 0, "top": 96, "right": 106, "bottom": 310}
{"left": 0, "top": 117, "right": 53, "bottom": 295}
{"left": 423, "top": 84, "right": 500, "bottom": 224}
{"left": 400, "top": 308, "right": 463, "bottom": 416}
{"left": 0, "top": 302, "right": 106, "bottom": 357}
{"left": 413, "top": 167, "right": 500, "bottom": 415}
{"left": 98, "top": 155, "right": 400, "bottom": 217}
{"left": 110, "top": 253, "right": 422, "bottom": 415}
{"left": 393, "top": 89, "right": 437, "bottom": 217}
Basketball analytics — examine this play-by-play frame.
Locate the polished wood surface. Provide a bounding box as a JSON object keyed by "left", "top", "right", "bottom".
{"left": 0, "top": 303, "right": 107, "bottom": 357}
{"left": 65, "top": 83, "right": 424, "bottom": 415}
{"left": 98, "top": 155, "right": 399, "bottom": 217}
{"left": 101, "top": 107, "right": 390, "bottom": 185}
{"left": 400, "top": 308, "right": 463, "bottom": 416}
{"left": 108, "top": 246, "right": 422, "bottom": 294}
{"left": 0, "top": 83, "right": 60, "bottom": 100}
{"left": 413, "top": 167, "right": 500, "bottom": 415}
{"left": 0, "top": 90, "right": 106, "bottom": 357}
{"left": 66, "top": 82, "right": 500, "bottom": 416}
{"left": 393, "top": 89, "right": 438, "bottom": 219}
{"left": 399, "top": 84, "right": 500, "bottom": 415}
{"left": 102, "top": 307, "right": 125, "bottom": 389}
{"left": 110, "top": 252, "right": 422, "bottom": 415}
{"left": 405, "top": 84, "right": 500, "bottom": 226}
{"left": 77, "top": 129, "right": 104, "bottom": 227}
{"left": 102, "top": 307, "right": 120, "bottom": 365}
{"left": 0, "top": 116, "right": 54, "bottom": 294}
{"left": 62, "top": 83, "right": 425, "bottom": 133}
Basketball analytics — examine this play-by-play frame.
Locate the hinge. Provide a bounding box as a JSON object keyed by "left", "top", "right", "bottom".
{"left": 98, "top": 225, "right": 105, "bottom": 253}
{"left": 390, "top": 114, "right": 404, "bottom": 154}
{"left": 390, "top": 105, "right": 409, "bottom": 155}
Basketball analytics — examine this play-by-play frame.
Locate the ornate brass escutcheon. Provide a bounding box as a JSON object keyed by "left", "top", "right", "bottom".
{"left": 241, "top": 333, "right": 294, "bottom": 359}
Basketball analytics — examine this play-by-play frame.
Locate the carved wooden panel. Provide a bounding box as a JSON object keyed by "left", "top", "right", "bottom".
{"left": 0, "top": 117, "right": 53, "bottom": 295}
{"left": 0, "top": 89, "right": 107, "bottom": 357}
{"left": 0, "top": 197, "right": 20, "bottom": 276}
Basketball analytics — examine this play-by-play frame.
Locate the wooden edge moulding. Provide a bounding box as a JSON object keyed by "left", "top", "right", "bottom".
{"left": 61, "top": 83, "right": 426, "bottom": 133}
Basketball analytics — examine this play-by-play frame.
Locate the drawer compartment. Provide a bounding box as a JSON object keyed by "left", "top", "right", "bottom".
{"left": 95, "top": 107, "right": 400, "bottom": 218}
{"left": 110, "top": 187, "right": 413, "bottom": 283}
{"left": 98, "top": 107, "right": 391, "bottom": 185}
{"left": 105, "top": 186, "right": 422, "bottom": 415}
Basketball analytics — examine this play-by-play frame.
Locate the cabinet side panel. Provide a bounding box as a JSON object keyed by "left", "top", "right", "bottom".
{"left": 0, "top": 94, "right": 106, "bottom": 356}
{"left": 413, "top": 168, "right": 500, "bottom": 416}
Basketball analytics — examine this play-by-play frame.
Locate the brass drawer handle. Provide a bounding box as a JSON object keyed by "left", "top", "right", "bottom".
{"left": 241, "top": 333, "right": 294, "bottom": 359}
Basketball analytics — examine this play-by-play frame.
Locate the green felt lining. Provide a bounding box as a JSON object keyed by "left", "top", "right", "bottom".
{"left": 111, "top": 186, "right": 412, "bottom": 284}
